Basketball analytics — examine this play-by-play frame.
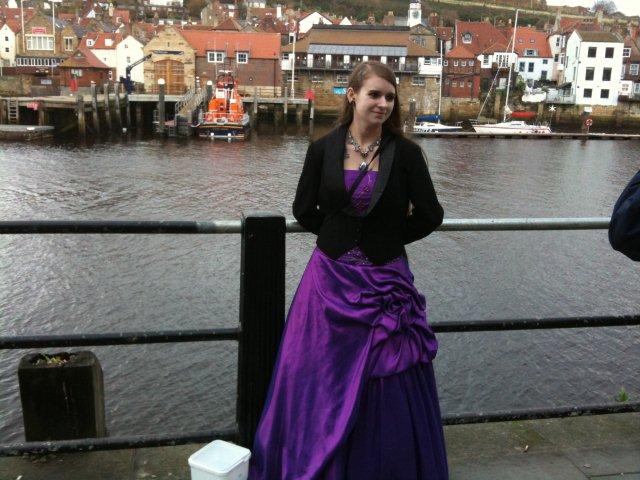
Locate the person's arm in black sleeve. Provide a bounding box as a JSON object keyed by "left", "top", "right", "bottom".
{"left": 609, "top": 170, "right": 640, "bottom": 261}
{"left": 292, "top": 140, "right": 325, "bottom": 235}
{"left": 403, "top": 147, "right": 444, "bottom": 245}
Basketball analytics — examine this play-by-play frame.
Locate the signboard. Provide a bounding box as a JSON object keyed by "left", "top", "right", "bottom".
{"left": 31, "top": 27, "right": 46, "bottom": 34}
{"left": 332, "top": 87, "right": 346, "bottom": 95}
{"left": 26, "top": 102, "right": 39, "bottom": 110}
{"left": 585, "top": 118, "right": 593, "bottom": 127}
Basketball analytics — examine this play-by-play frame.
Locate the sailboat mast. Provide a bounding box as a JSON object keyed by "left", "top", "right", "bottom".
{"left": 503, "top": 9, "right": 519, "bottom": 122}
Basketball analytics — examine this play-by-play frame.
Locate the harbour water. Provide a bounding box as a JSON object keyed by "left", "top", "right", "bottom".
{"left": 0, "top": 125, "right": 639, "bottom": 443}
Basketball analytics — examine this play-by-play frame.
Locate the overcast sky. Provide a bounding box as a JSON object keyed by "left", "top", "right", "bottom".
{"left": 546, "top": 0, "right": 640, "bottom": 16}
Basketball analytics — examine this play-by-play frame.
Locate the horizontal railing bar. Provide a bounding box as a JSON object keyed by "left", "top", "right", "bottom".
{"left": 0, "top": 220, "right": 242, "bottom": 234}
{"left": 0, "top": 217, "right": 611, "bottom": 234}
{"left": 2, "top": 316, "right": 637, "bottom": 350}
{"left": 443, "top": 401, "right": 640, "bottom": 425}
{"left": 1, "top": 401, "right": 637, "bottom": 456}
{"left": 0, "top": 428, "right": 238, "bottom": 456}
{"left": 0, "top": 328, "right": 240, "bottom": 349}
{"left": 431, "top": 315, "right": 640, "bottom": 332}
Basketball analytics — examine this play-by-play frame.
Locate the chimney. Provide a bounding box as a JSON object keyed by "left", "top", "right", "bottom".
{"left": 276, "top": 4, "right": 282, "bottom": 19}
{"left": 108, "top": 3, "right": 114, "bottom": 17}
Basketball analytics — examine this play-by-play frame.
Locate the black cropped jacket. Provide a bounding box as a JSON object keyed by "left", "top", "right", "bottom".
{"left": 292, "top": 124, "right": 444, "bottom": 265}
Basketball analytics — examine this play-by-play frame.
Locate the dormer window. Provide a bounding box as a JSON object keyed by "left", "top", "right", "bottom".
{"left": 462, "top": 32, "right": 472, "bottom": 44}
{"left": 87, "top": 39, "right": 94, "bottom": 47}
{"left": 525, "top": 49, "right": 537, "bottom": 56}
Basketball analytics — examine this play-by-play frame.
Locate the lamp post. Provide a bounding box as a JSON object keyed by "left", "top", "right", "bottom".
{"left": 50, "top": 0, "right": 62, "bottom": 55}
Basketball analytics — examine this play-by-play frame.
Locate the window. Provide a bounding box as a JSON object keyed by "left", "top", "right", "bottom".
{"left": 634, "top": 82, "right": 640, "bottom": 94}
{"left": 631, "top": 63, "right": 639, "bottom": 76}
{"left": 530, "top": 38, "right": 535, "bottom": 43}
{"left": 525, "top": 49, "right": 537, "bottom": 56}
{"left": 411, "top": 76, "right": 425, "bottom": 86}
{"left": 236, "top": 52, "right": 248, "bottom": 64}
{"left": 468, "top": 60, "right": 474, "bottom": 66}
{"left": 605, "top": 47, "right": 614, "bottom": 58}
{"left": 443, "top": 60, "right": 448, "bottom": 66}
{"left": 518, "top": 38, "right": 523, "bottom": 43}
{"left": 86, "top": 39, "right": 94, "bottom": 47}
{"left": 452, "top": 81, "right": 457, "bottom": 87}
{"left": 462, "top": 33, "right": 472, "bottom": 44}
{"left": 541, "top": 71, "right": 547, "bottom": 80}
{"left": 64, "top": 37, "right": 74, "bottom": 51}
{"left": 482, "top": 56, "right": 489, "bottom": 66}
{"left": 584, "top": 88, "right": 592, "bottom": 98}
{"left": 126, "top": 56, "right": 131, "bottom": 64}
{"left": 336, "top": 74, "right": 348, "bottom": 84}
{"left": 554, "top": 54, "right": 559, "bottom": 62}
{"left": 207, "top": 51, "right": 224, "bottom": 63}
{"left": 108, "top": 70, "right": 113, "bottom": 80}
{"left": 585, "top": 67, "right": 594, "bottom": 81}
{"left": 4, "top": 36, "right": 8, "bottom": 41}
{"left": 602, "top": 67, "right": 611, "bottom": 81}
{"left": 528, "top": 62, "right": 534, "bottom": 73}
{"left": 285, "top": 72, "right": 298, "bottom": 82}
{"left": 555, "top": 37, "right": 560, "bottom": 47}
{"left": 542, "top": 59, "right": 548, "bottom": 64}
{"left": 453, "top": 60, "right": 459, "bottom": 66}
{"left": 467, "top": 81, "right": 472, "bottom": 87}
{"left": 4, "top": 48, "right": 7, "bottom": 53}
{"left": 311, "top": 74, "right": 323, "bottom": 83}
{"left": 588, "top": 46, "right": 597, "bottom": 57}
{"left": 71, "top": 68, "right": 83, "bottom": 77}
{"left": 621, "top": 64, "right": 626, "bottom": 78}
{"left": 623, "top": 48, "right": 631, "bottom": 58}
{"left": 461, "top": 60, "right": 466, "bottom": 66}
{"left": 600, "top": 89, "right": 610, "bottom": 98}
{"left": 519, "top": 61, "right": 525, "bottom": 72}
{"left": 26, "top": 35, "right": 54, "bottom": 51}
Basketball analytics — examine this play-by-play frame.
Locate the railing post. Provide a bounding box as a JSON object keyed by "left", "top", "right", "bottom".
{"left": 236, "top": 213, "right": 285, "bottom": 448}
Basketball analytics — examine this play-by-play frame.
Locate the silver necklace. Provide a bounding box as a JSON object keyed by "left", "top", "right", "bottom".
{"left": 347, "top": 130, "right": 381, "bottom": 170}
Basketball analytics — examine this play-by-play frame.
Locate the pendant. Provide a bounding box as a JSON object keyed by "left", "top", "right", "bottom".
{"left": 359, "top": 161, "right": 367, "bottom": 171}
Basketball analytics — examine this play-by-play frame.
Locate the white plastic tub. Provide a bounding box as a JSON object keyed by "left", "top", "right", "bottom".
{"left": 188, "top": 440, "right": 251, "bottom": 480}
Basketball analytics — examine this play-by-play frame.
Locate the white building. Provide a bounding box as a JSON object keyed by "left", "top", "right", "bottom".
{"left": 81, "top": 32, "right": 123, "bottom": 80}
{"left": 407, "top": 0, "right": 422, "bottom": 28}
{"left": 548, "top": 32, "right": 567, "bottom": 82}
{"left": 116, "top": 35, "right": 145, "bottom": 84}
{"left": 0, "top": 22, "right": 18, "bottom": 67}
{"left": 510, "top": 27, "right": 553, "bottom": 84}
{"left": 146, "top": 0, "right": 184, "bottom": 6}
{"left": 298, "top": 12, "right": 333, "bottom": 35}
{"left": 564, "top": 30, "right": 624, "bottom": 106}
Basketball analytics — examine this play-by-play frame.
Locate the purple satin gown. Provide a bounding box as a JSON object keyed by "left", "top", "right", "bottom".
{"left": 250, "top": 170, "right": 449, "bottom": 479}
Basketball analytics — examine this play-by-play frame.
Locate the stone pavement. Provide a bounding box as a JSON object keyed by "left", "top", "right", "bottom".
{"left": 0, "top": 412, "right": 638, "bottom": 479}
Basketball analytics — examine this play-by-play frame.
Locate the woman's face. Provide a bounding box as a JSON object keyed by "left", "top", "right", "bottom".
{"left": 347, "top": 74, "right": 396, "bottom": 129}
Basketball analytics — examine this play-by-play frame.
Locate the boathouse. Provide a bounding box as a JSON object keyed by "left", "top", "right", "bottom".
{"left": 142, "top": 26, "right": 196, "bottom": 94}
{"left": 58, "top": 47, "right": 114, "bottom": 88}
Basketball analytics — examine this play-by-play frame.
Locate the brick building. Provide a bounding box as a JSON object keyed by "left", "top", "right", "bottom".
{"left": 443, "top": 44, "right": 480, "bottom": 99}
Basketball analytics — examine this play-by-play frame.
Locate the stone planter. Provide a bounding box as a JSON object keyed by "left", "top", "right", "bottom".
{"left": 18, "top": 351, "right": 107, "bottom": 441}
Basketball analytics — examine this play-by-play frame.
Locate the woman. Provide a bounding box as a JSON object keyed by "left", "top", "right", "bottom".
{"left": 250, "top": 61, "right": 448, "bottom": 479}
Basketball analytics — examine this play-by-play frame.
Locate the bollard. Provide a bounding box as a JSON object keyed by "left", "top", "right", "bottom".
{"left": 283, "top": 86, "right": 288, "bottom": 125}
{"left": 91, "top": 82, "right": 100, "bottom": 135}
{"left": 136, "top": 102, "right": 143, "bottom": 132}
{"left": 18, "top": 351, "right": 106, "bottom": 441}
{"left": 296, "top": 104, "right": 303, "bottom": 127}
{"left": 37, "top": 106, "right": 46, "bottom": 126}
{"left": 76, "top": 94, "right": 86, "bottom": 138}
{"left": 236, "top": 213, "right": 286, "bottom": 448}
{"left": 251, "top": 86, "right": 258, "bottom": 129}
{"left": 103, "top": 83, "right": 112, "bottom": 131}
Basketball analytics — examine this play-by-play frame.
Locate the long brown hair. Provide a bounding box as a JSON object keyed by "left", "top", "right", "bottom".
{"left": 337, "top": 61, "right": 403, "bottom": 137}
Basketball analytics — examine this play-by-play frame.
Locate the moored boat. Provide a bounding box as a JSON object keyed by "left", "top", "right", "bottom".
{"left": 472, "top": 120, "right": 551, "bottom": 134}
{"left": 412, "top": 114, "right": 463, "bottom": 134}
{"left": 197, "top": 72, "right": 250, "bottom": 140}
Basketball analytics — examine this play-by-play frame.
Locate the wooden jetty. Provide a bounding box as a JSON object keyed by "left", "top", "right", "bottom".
{"left": 0, "top": 124, "right": 54, "bottom": 140}
{"left": 410, "top": 131, "right": 640, "bottom": 140}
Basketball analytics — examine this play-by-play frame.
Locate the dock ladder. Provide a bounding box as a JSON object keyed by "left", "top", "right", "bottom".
{"left": 7, "top": 98, "right": 19, "bottom": 124}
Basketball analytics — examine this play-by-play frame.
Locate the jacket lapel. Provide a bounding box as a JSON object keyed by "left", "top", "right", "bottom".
{"left": 365, "top": 135, "right": 396, "bottom": 215}
{"left": 324, "top": 124, "right": 348, "bottom": 197}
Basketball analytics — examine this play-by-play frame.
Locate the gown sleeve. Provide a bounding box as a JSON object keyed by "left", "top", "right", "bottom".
{"left": 609, "top": 169, "right": 640, "bottom": 261}
{"left": 292, "top": 140, "right": 325, "bottom": 235}
{"left": 403, "top": 146, "right": 444, "bottom": 245}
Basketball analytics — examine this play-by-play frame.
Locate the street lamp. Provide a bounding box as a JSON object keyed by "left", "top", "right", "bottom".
{"left": 49, "top": 0, "right": 62, "bottom": 55}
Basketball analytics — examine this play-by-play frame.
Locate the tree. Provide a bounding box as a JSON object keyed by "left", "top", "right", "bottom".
{"left": 591, "top": 0, "right": 617, "bottom": 14}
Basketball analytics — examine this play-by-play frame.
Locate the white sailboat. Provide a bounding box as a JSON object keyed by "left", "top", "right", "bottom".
{"left": 473, "top": 10, "right": 552, "bottom": 135}
{"left": 413, "top": 40, "right": 463, "bottom": 134}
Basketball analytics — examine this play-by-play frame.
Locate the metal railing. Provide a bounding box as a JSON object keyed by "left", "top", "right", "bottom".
{"left": 0, "top": 216, "right": 638, "bottom": 456}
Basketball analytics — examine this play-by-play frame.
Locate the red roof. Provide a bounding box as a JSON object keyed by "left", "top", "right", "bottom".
{"left": 558, "top": 18, "right": 602, "bottom": 34}
{"left": 1, "top": 18, "right": 21, "bottom": 33}
{"left": 446, "top": 44, "right": 475, "bottom": 59}
{"left": 113, "top": 9, "right": 131, "bottom": 25}
{"left": 0, "top": 7, "right": 34, "bottom": 24}
{"left": 57, "top": 13, "right": 77, "bottom": 23}
{"left": 455, "top": 21, "right": 509, "bottom": 56}
{"left": 178, "top": 29, "right": 280, "bottom": 59}
{"left": 507, "top": 27, "right": 552, "bottom": 57}
{"left": 59, "top": 47, "right": 110, "bottom": 69}
{"left": 80, "top": 32, "right": 123, "bottom": 50}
